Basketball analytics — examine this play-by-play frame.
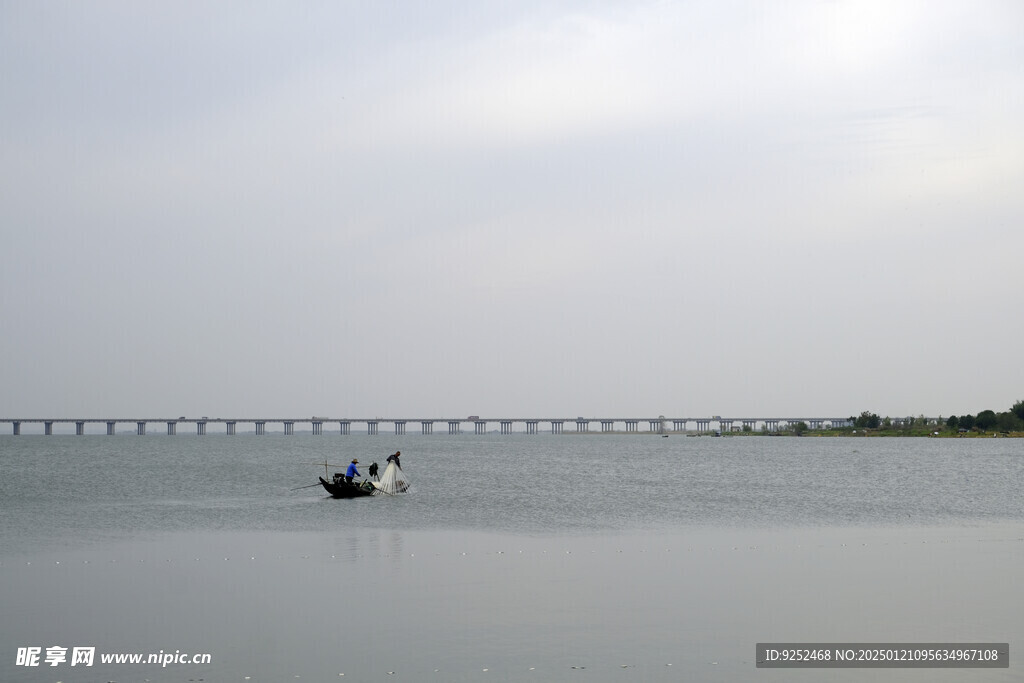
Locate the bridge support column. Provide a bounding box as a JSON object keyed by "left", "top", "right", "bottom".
{"left": 499, "top": 421, "right": 512, "bottom": 434}
{"left": 394, "top": 421, "right": 406, "bottom": 435}
{"left": 474, "top": 421, "right": 486, "bottom": 435}
{"left": 75, "top": 421, "right": 85, "bottom": 435}
{"left": 256, "top": 421, "right": 266, "bottom": 435}
{"left": 339, "top": 421, "right": 350, "bottom": 435}
{"left": 551, "top": 421, "right": 563, "bottom": 434}
{"left": 284, "top": 421, "right": 294, "bottom": 435}
{"left": 13, "top": 421, "right": 20, "bottom": 435}
{"left": 136, "top": 421, "right": 146, "bottom": 436}
{"left": 448, "top": 421, "right": 460, "bottom": 435}
{"left": 601, "top": 420, "right": 614, "bottom": 432}
{"left": 197, "top": 421, "right": 207, "bottom": 435}
{"left": 526, "top": 421, "right": 538, "bottom": 434}
{"left": 108, "top": 421, "right": 117, "bottom": 435}
{"left": 649, "top": 420, "right": 662, "bottom": 432}
{"left": 312, "top": 421, "right": 322, "bottom": 435}
{"left": 625, "top": 420, "right": 637, "bottom": 432}
{"left": 696, "top": 420, "right": 709, "bottom": 432}
{"left": 367, "top": 421, "right": 378, "bottom": 436}
{"left": 421, "top": 421, "right": 433, "bottom": 435}
{"left": 45, "top": 421, "right": 53, "bottom": 435}
{"left": 576, "top": 420, "right": 589, "bottom": 432}
{"left": 227, "top": 421, "right": 236, "bottom": 435}
{"left": 166, "top": 422, "right": 176, "bottom": 435}
{"left": 672, "top": 420, "right": 685, "bottom": 431}
{"left": 720, "top": 420, "right": 733, "bottom": 433}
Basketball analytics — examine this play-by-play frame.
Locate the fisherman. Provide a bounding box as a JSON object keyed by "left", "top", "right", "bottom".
{"left": 345, "top": 459, "right": 360, "bottom": 484}
{"left": 368, "top": 462, "right": 379, "bottom": 480}
{"left": 386, "top": 450, "right": 402, "bottom": 469}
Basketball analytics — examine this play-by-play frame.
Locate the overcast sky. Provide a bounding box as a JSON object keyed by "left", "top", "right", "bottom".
{"left": 2, "top": 0, "right": 1022, "bottom": 420}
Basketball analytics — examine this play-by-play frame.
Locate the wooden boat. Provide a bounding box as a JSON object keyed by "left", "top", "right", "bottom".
{"left": 319, "top": 475, "right": 375, "bottom": 498}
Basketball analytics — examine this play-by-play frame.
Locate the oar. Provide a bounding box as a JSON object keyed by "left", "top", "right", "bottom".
{"left": 290, "top": 482, "right": 324, "bottom": 491}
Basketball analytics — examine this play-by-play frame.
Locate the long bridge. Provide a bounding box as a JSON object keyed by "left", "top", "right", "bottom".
{"left": 0, "top": 416, "right": 863, "bottom": 436}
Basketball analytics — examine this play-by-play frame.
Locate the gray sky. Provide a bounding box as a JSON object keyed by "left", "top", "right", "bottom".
{"left": 2, "top": 0, "right": 1022, "bottom": 419}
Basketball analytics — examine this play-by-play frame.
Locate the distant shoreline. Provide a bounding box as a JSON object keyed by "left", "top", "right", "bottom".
{"left": 561, "top": 430, "right": 1023, "bottom": 438}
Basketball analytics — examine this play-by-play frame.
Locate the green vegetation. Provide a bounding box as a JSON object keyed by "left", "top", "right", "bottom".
{"left": 854, "top": 411, "right": 881, "bottom": 429}
{"left": 774, "top": 400, "right": 1024, "bottom": 437}
{"left": 836, "top": 400, "right": 1022, "bottom": 437}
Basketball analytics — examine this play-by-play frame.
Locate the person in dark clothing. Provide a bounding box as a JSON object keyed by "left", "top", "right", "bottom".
{"left": 386, "top": 451, "right": 402, "bottom": 469}
{"left": 368, "top": 462, "right": 379, "bottom": 480}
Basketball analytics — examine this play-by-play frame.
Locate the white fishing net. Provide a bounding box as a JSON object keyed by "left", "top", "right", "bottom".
{"left": 371, "top": 461, "right": 410, "bottom": 495}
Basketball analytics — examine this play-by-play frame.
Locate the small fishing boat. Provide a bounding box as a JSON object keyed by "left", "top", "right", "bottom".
{"left": 319, "top": 474, "right": 376, "bottom": 498}
{"left": 307, "top": 459, "right": 411, "bottom": 498}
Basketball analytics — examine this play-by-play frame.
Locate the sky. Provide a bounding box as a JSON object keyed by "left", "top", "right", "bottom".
{"left": 1, "top": 0, "right": 1022, "bottom": 420}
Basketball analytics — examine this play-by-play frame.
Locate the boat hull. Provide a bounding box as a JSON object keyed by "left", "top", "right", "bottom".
{"left": 319, "top": 476, "right": 375, "bottom": 498}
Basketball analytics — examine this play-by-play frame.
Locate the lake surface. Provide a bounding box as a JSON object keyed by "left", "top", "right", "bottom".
{"left": 1, "top": 434, "right": 1021, "bottom": 681}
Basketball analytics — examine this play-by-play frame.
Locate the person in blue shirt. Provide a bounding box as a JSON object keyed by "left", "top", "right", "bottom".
{"left": 345, "top": 459, "right": 360, "bottom": 484}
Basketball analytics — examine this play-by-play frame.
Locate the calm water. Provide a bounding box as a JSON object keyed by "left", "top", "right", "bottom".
{"left": 2, "top": 434, "right": 1022, "bottom": 682}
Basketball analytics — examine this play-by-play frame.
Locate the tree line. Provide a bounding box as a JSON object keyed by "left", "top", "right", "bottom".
{"left": 851, "top": 400, "right": 1024, "bottom": 433}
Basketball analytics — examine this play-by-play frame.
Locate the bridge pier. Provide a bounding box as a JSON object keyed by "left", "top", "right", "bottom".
{"left": 227, "top": 421, "right": 236, "bottom": 435}
{"left": 625, "top": 420, "right": 637, "bottom": 432}
{"left": 696, "top": 420, "right": 710, "bottom": 432}
{"left": 394, "top": 421, "right": 406, "bottom": 435}
{"left": 764, "top": 420, "right": 779, "bottom": 432}
{"left": 448, "top": 421, "right": 460, "bottom": 435}
{"left": 576, "top": 420, "right": 589, "bottom": 433}
{"left": 474, "top": 421, "right": 487, "bottom": 435}
{"left": 649, "top": 420, "right": 662, "bottom": 433}
{"left": 75, "top": 421, "right": 85, "bottom": 435}
{"left": 673, "top": 420, "right": 686, "bottom": 431}
{"left": 166, "top": 421, "right": 176, "bottom": 435}
{"left": 743, "top": 420, "right": 756, "bottom": 431}
{"left": 367, "top": 421, "right": 378, "bottom": 436}
{"left": 420, "top": 421, "right": 433, "bottom": 435}
{"left": 12, "top": 421, "right": 20, "bottom": 435}
{"left": 284, "top": 421, "right": 294, "bottom": 435}
{"left": 500, "top": 420, "right": 513, "bottom": 434}
{"left": 339, "top": 421, "right": 350, "bottom": 435}
{"left": 551, "top": 421, "right": 564, "bottom": 434}
{"left": 601, "top": 420, "right": 614, "bottom": 432}
{"left": 45, "top": 421, "right": 53, "bottom": 435}
{"left": 526, "top": 420, "right": 538, "bottom": 434}
{"left": 312, "top": 421, "right": 322, "bottom": 435}
{"left": 255, "top": 421, "right": 266, "bottom": 435}
{"left": 197, "top": 421, "right": 207, "bottom": 435}
{"left": 136, "top": 421, "right": 146, "bottom": 436}
{"left": 720, "top": 420, "right": 733, "bottom": 432}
